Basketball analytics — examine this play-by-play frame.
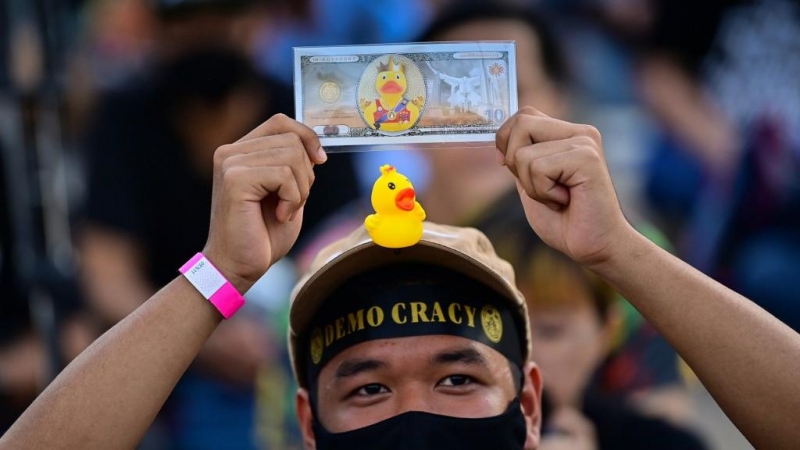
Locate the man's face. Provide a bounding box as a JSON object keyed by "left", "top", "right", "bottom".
{"left": 318, "top": 334, "right": 515, "bottom": 430}
{"left": 296, "top": 335, "right": 543, "bottom": 448}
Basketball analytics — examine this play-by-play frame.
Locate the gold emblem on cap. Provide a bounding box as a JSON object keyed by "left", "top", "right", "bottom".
{"left": 310, "top": 327, "right": 324, "bottom": 364}
{"left": 319, "top": 81, "right": 341, "bottom": 103}
{"left": 481, "top": 305, "right": 503, "bottom": 343}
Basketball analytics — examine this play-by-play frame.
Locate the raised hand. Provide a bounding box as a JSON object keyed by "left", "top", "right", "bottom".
{"left": 203, "top": 114, "right": 327, "bottom": 292}
{"left": 496, "top": 106, "right": 632, "bottom": 268}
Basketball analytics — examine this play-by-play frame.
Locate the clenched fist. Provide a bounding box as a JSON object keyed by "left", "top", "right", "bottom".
{"left": 496, "top": 106, "right": 633, "bottom": 269}
{"left": 202, "top": 114, "right": 327, "bottom": 292}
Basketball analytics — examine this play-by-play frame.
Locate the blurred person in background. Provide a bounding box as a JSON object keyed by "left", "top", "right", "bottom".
{"left": 0, "top": 2, "right": 35, "bottom": 415}
{"left": 252, "top": 0, "right": 446, "bottom": 84}
{"left": 253, "top": 0, "right": 457, "bottom": 190}
{"left": 63, "top": 0, "right": 157, "bottom": 136}
{"left": 1, "top": 0, "right": 95, "bottom": 434}
{"left": 0, "top": 144, "right": 45, "bottom": 435}
{"left": 637, "top": 0, "right": 800, "bottom": 331}
{"left": 296, "top": 0, "right": 697, "bottom": 437}
{"left": 513, "top": 237, "right": 706, "bottom": 449}
{"left": 417, "top": 4, "right": 693, "bottom": 427}
{"left": 76, "top": 0, "right": 358, "bottom": 448}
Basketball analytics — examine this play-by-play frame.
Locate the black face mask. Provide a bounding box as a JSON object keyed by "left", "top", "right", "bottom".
{"left": 312, "top": 398, "right": 527, "bottom": 450}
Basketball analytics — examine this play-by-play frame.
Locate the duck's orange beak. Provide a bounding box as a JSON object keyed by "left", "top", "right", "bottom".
{"left": 395, "top": 188, "right": 415, "bottom": 211}
{"left": 380, "top": 80, "right": 403, "bottom": 94}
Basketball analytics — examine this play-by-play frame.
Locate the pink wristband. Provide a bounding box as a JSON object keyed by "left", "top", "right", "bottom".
{"left": 180, "top": 253, "right": 245, "bottom": 319}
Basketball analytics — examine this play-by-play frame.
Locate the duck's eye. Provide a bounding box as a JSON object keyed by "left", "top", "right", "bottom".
{"left": 388, "top": 182, "right": 396, "bottom": 190}
{"left": 396, "top": 74, "right": 401, "bottom": 80}
{"left": 382, "top": 74, "right": 387, "bottom": 80}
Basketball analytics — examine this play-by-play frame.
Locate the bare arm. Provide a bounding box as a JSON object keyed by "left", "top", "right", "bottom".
{"left": 496, "top": 107, "right": 800, "bottom": 449}
{"left": 0, "top": 277, "right": 222, "bottom": 449}
{"left": 0, "top": 114, "right": 326, "bottom": 450}
{"left": 80, "top": 225, "right": 271, "bottom": 386}
{"left": 595, "top": 227, "right": 800, "bottom": 449}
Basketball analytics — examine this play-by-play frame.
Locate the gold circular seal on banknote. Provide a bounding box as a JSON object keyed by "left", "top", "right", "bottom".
{"left": 319, "top": 81, "right": 341, "bottom": 103}
{"left": 357, "top": 54, "right": 426, "bottom": 135}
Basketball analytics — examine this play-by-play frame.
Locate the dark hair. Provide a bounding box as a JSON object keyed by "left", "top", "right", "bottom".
{"left": 152, "top": 0, "right": 309, "bottom": 21}
{"left": 152, "top": 0, "right": 256, "bottom": 20}
{"left": 472, "top": 195, "right": 616, "bottom": 323}
{"left": 520, "top": 246, "right": 617, "bottom": 323}
{"left": 157, "top": 47, "right": 262, "bottom": 110}
{"left": 418, "top": 1, "right": 568, "bottom": 84}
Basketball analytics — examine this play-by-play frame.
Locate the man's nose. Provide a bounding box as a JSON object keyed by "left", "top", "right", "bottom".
{"left": 394, "top": 383, "right": 434, "bottom": 415}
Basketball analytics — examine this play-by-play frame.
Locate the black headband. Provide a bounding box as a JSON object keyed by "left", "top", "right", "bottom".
{"left": 303, "top": 263, "right": 524, "bottom": 385}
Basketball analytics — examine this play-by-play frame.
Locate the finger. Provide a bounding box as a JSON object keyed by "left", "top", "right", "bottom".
{"left": 516, "top": 181, "right": 565, "bottom": 212}
{"left": 220, "top": 133, "right": 308, "bottom": 158}
{"left": 503, "top": 113, "right": 600, "bottom": 151}
{"left": 496, "top": 106, "right": 549, "bottom": 158}
{"left": 504, "top": 116, "right": 602, "bottom": 172}
{"left": 223, "top": 165, "right": 303, "bottom": 223}
{"left": 519, "top": 145, "right": 604, "bottom": 207}
{"left": 222, "top": 145, "right": 314, "bottom": 203}
{"left": 515, "top": 150, "right": 570, "bottom": 209}
{"left": 235, "top": 114, "right": 327, "bottom": 164}
{"left": 514, "top": 137, "right": 598, "bottom": 205}
{"left": 215, "top": 133, "right": 308, "bottom": 181}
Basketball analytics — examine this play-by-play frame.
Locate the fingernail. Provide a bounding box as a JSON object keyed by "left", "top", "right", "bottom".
{"left": 317, "top": 146, "right": 328, "bottom": 163}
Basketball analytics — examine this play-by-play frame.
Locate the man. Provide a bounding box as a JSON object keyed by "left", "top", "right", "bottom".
{"left": 1, "top": 110, "right": 799, "bottom": 449}
{"left": 289, "top": 222, "right": 539, "bottom": 449}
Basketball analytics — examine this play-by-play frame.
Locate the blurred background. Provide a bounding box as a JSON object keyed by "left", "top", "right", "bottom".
{"left": 0, "top": 0, "right": 797, "bottom": 448}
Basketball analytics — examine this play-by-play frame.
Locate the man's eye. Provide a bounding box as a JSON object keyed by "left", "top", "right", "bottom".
{"left": 355, "top": 383, "right": 389, "bottom": 396}
{"left": 439, "top": 375, "right": 473, "bottom": 387}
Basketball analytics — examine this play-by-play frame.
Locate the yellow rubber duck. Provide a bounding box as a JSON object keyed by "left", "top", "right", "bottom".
{"left": 362, "top": 56, "right": 420, "bottom": 133}
{"left": 365, "top": 165, "right": 426, "bottom": 248}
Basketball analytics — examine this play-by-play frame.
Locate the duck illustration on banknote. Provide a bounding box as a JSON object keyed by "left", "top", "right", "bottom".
{"left": 360, "top": 56, "right": 424, "bottom": 133}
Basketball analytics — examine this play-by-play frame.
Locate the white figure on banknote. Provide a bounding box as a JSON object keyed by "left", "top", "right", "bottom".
{"left": 427, "top": 63, "right": 483, "bottom": 112}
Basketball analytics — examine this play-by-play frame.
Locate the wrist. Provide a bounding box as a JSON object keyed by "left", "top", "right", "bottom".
{"left": 200, "top": 247, "right": 257, "bottom": 294}
{"left": 180, "top": 252, "right": 247, "bottom": 319}
{"left": 587, "top": 224, "right": 653, "bottom": 282}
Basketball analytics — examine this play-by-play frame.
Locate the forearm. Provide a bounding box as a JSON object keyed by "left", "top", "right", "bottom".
{"left": 0, "top": 276, "right": 223, "bottom": 450}
{"left": 594, "top": 227, "right": 800, "bottom": 449}
{"left": 86, "top": 276, "right": 154, "bottom": 325}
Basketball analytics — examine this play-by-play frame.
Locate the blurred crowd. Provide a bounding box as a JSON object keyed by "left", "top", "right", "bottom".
{"left": 0, "top": 0, "right": 797, "bottom": 449}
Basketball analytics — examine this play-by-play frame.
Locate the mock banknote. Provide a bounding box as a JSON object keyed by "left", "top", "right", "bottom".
{"left": 294, "top": 42, "right": 518, "bottom": 147}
